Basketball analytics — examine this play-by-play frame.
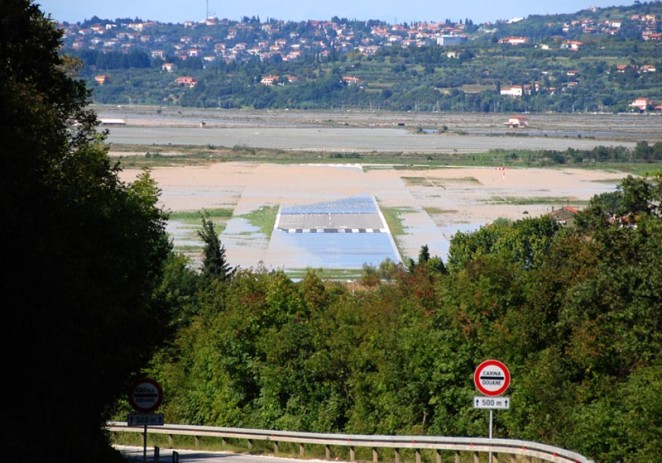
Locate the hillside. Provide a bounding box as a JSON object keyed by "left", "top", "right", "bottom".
{"left": 59, "top": 2, "right": 662, "bottom": 112}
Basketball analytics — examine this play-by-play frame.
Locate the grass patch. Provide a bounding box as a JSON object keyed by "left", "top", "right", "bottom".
{"left": 170, "top": 208, "right": 232, "bottom": 225}
{"left": 285, "top": 268, "right": 365, "bottom": 280}
{"left": 378, "top": 204, "right": 415, "bottom": 258}
{"left": 240, "top": 205, "right": 279, "bottom": 238}
{"left": 402, "top": 176, "right": 430, "bottom": 186}
{"left": 111, "top": 143, "right": 658, "bottom": 175}
{"left": 424, "top": 207, "right": 459, "bottom": 215}
{"left": 485, "top": 196, "right": 590, "bottom": 206}
{"left": 402, "top": 176, "right": 481, "bottom": 187}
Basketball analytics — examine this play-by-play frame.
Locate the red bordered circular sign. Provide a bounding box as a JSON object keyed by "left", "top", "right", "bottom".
{"left": 474, "top": 359, "right": 510, "bottom": 397}
{"left": 128, "top": 378, "right": 163, "bottom": 413}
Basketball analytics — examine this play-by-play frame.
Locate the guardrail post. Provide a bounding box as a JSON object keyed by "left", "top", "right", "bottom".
{"left": 349, "top": 446, "right": 356, "bottom": 462}
{"left": 394, "top": 448, "right": 401, "bottom": 463}
{"left": 168, "top": 435, "right": 174, "bottom": 447}
{"left": 493, "top": 453, "right": 499, "bottom": 463}
{"left": 221, "top": 437, "right": 226, "bottom": 447}
{"left": 273, "top": 442, "right": 279, "bottom": 454}
{"left": 299, "top": 443, "right": 305, "bottom": 456}
{"left": 325, "top": 445, "right": 331, "bottom": 460}
{"left": 454, "top": 451, "right": 461, "bottom": 463}
{"left": 373, "top": 447, "right": 379, "bottom": 463}
{"left": 416, "top": 449, "right": 421, "bottom": 463}
{"left": 473, "top": 451, "right": 480, "bottom": 463}
{"left": 194, "top": 436, "right": 200, "bottom": 448}
{"left": 247, "top": 439, "right": 253, "bottom": 452}
{"left": 172, "top": 451, "right": 179, "bottom": 463}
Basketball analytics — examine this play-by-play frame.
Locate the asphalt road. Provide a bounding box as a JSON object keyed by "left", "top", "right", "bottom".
{"left": 117, "top": 446, "right": 330, "bottom": 463}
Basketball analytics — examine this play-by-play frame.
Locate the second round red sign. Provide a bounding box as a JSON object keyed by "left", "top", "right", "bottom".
{"left": 474, "top": 359, "right": 510, "bottom": 397}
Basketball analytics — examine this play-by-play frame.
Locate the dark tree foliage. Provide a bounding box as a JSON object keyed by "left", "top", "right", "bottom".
{"left": 198, "top": 212, "right": 234, "bottom": 281}
{"left": 1, "top": 2, "right": 173, "bottom": 462}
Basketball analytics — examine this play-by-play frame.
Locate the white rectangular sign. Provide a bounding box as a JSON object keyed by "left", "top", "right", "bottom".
{"left": 473, "top": 396, "right": 510, "bottom": 409}
{"left": 127, "top": 413, "right": 165, "bottom": 426}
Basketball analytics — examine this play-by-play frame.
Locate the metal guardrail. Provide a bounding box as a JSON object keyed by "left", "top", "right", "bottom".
{"left": 107, "top": 422, "right": 593, "bottom": 463}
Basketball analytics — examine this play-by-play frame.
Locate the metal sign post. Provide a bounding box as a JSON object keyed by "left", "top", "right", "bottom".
{"left": 128, "top": 378, "right": 165, "bottom": 463}
{"left": 473, "top": 360, "right": 512, "bottom": 463}
{"left": 143, "top": 425, "right": 148, "bottom": 463}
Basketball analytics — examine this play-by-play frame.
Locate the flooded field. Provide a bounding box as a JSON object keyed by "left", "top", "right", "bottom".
{"left": 111, "top": 107, "right": 656, "bottom": 272}
{"left": 119, "top": 162, "right": 626, "bottom": 272}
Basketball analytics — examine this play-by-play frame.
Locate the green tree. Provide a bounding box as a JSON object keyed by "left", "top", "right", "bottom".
{"left": 1, "top": 2, "right": 173, "bottom": 462}
{"left": 198, "top": 211, "right": 234, "bottom": 281}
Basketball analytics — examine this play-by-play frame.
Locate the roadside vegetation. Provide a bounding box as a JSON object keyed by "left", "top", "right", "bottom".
{"left": 123, "top": 174, "right": 662, "bottom": 463}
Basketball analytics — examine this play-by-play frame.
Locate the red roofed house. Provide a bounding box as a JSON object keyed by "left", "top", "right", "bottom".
{"left": 630, "top": 97, "right": 652, "bottom": 112}
{"left": 562, "top": 40, "right": 584, "bottom": 51}
{"left": 342, "top": 76, "right": 361, "bottom": 85}
{"left": 260, "top": 75, "right": 279, "bottom": 86}
{"left": 548, "top": 205, "right": 579, "bottom": 226}
{"left": 175, "top": 76, "right": 197, "bottom": 88}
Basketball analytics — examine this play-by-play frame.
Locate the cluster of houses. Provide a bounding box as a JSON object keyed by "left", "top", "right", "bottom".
{"left": 60, "top": 8, "right": 660, "bottom": 67}
{"left": 61, "top": 10, "right": 660, "bottom": 107}
{"left": 498, "top": 62, "right": 659, "bottom": 111}
{"left": 61, "top": 17, "right": 472, "bottom": 67}
{"left": 568, "top": 9, "right": 660, "bottom": 40}
{"left": 630, "top": 97, "right": 662, "bottom": 112}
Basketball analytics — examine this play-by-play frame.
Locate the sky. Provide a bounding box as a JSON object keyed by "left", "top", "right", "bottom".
{"left": 37, "top": 0, "right": 634, "bottom": 25}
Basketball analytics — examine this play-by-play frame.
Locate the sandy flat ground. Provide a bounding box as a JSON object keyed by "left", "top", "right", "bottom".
{"left": 109, "top": 107, "right": 641, "bottom": 268}
{"left": 119, "top": 162, "right": 625, "bottom": 268}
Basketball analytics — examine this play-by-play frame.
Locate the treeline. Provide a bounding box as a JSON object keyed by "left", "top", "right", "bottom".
{"left": 492, "top": 142, "right": 662, "bottom": 166}
{"left": 131, "top": 176, "right": 662, "bottom": 463}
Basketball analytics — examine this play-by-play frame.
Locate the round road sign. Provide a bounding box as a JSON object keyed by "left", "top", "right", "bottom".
{"left": 128, "top": 378, "right": 163, "bottom": 413}
{"left": 474, "top": 359, "right": 510, "bottom": 397}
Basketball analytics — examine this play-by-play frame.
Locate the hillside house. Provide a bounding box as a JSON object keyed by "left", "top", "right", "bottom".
{"left": 342, "top": 76, "right": 361, "bottom": 86}
{"left": 630, "top": 97, "right": 652, "bottom": 112}
{"left": 548, "top": 206, "right": 579, "bottom": 226}
{"left": 174, "top": 76, "right": 197, "bottom": 88}
{"left": 260, "top": 75, "right": 279, "bottom": 86}
{"left": 94, "top": 74, "right": 109, "bottom": 85}
{"left": 499, "top": 36, "right": 529, "bottom": 45}
{"left": 500, "top": 85, "right": 523, "bottom": 97}
{"left": 436, "top": 35, "right": 467, "bottom": 46}
{"left": 561, "top": 40, "right": 584, "bottom": 51}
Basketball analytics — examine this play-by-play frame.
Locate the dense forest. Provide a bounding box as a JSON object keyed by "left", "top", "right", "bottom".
{"left": 59, "top": 2, "right": 662, "bottom": 112}
{"left": 127, "top": 175, "right": 662, "bottom": 463}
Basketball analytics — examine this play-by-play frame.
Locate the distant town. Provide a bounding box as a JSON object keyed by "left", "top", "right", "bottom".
{"left": 55, "top": 2, "right": 662, "bottom": 112}
{"left": 59, "top": 8, "right": 660, "bottom": 65}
